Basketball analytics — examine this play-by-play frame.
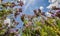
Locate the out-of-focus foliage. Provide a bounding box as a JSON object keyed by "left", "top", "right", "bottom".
{"left": 22, "top": 17, "right": 60, "bottom": 36}
{"left": 0, "top": 9, "right": 12, "bottom": 17}
{"left": 21, "top": 8, "right": 60, "bottom": 36}
{"left": 0, "top": 1, "right": 20, "bottom": 36}
{"left": 0, "top": 0, "right": 60, "bottom": 36}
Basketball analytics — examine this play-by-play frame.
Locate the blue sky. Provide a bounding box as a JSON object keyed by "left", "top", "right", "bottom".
{"left": 3, "top": 0, "right": 50, "bottom": 15}
{"left": 23, "top": 0, "right": 50, "bottom": 15}
{"left": 3, "top": 0, "right": 50, "bottom": 28}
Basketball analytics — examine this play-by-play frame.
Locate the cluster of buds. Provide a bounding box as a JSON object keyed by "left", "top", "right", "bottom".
{"left": 25, "top": 21, "right": 33, "bottom": 27}
{"left": 9, "top": 28, "right": 20, "bottom": 36}
{"left": 14, "top": 8, "right": 22, "bottom": 18}
{"left": 2, "top": 2, "right": 15, "bottom": 8}
{"left": 17, "top": 0, "right": 24, "bottom": 7}
{"left": 2, "top": 0, "right": 24, "bottom": 8}
{"left": 4, "top": 18, "right": 11, "bottom": 27}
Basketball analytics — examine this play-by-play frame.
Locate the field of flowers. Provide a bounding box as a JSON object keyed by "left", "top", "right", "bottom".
{"left": 21, "top": 9, "right": 60, "bottom": 36}
{"left": 0, "top": 0, "right": 60, "bottom": 36}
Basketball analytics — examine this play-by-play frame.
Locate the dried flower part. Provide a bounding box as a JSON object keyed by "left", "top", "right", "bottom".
{"left": 16, "top": 29, "right": 19, "bottom": 32}
{"left": 18, "top": 0, "right": 24, "bottom": 7}
{"left": 33, "top": 9, "right": 37, "bottom": 14}
{"left": 9, "top": 2, "right": 16, "bottom": 8}
{"left": 21, "top": 14, "right": 25, "bottom": 21}
{"left": 38, "top": 9, "right": 41, "bottom": 13}
{"left": 16, "top": 8, "right": 22, "bottom": 12}
{"left": 56, "top": 12, "right": 60, "bottom": 18}
{"left": 14, "top": 12, "right": 20, "bottom": 18}
{"left": 14, "top": 13, "right": 17, "bottom": 18}
{"left": 19, "top": 8, "right": 22, "bottom": 12}
{"left": 14, "top": 21, "right": 19, "bottom": 25}
{"left": 33, "top": 9, "right": 40, "bottom": 17}
{"left": 52, "top": 6, "right": 60, "bottom": 10}
{"left": 41, "top": 12, "right": 46, "bottom": 17}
